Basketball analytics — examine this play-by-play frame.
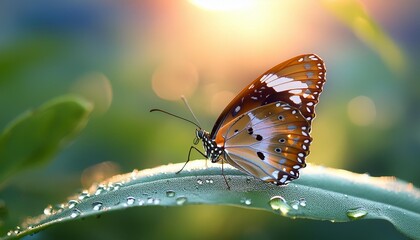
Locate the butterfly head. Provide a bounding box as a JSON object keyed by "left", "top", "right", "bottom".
{"left": 195, "top": 129, "right": 224, "bottom": 163}
{"left": 195, "top": 129, "right": 206, "bottom": 141}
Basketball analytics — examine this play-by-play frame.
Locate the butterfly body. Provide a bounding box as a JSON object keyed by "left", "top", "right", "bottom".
{"left": 196, "top": 54, "right": 326, "bottom": 185}
{"left": 196, "top": 129, "right": 223, "bottom": 163}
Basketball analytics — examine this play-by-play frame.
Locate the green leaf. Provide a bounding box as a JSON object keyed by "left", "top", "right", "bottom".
{"left": 2, "top": 160, "right": 419, "bottom": 239}
{"left": 0, "top": 95, "right": 93, "bottom": 185}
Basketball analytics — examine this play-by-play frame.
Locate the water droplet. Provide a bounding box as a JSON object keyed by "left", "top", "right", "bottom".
{"left": 166, "top": 190, "right": 176, "bottom": 198}
{"left": 13, "top": 226, "right": 21, "bottom": 235}
{"left": 246, "top": 177, "right": 252, "bottom": 183}
{"left": 346, "top": 207, "right": 368, "bottom": 220}
{"left": 127, "top": 197, "right": 136, "bottom": 205}
{"left": 290, "top": 200, "right": 299, "bottom": 210}
{"left": 7, "top": 230, "right": 14, "bottom": 236}
{"left": 269, "top": 196, "right": 291, "bottom": 216}
{"left": 131, "top": 169, "right": 139, "bottom": 179}
{"left": 44, "top": 205, "right": 53, "bottom": 215}
{"left": 78, "top": 191, "right": 90, "bottom": 200}
{"left": 153, "top": 198, "right": 160, "bottom": 205}
{"left": 95, "top": 185, "right": 106, "bottom": 195}
{"left": 197, "top": 179, "right": 203, "bottom": 185}
{"left": 240, "top": 198, "right": 252, "bottom": 206}
{"left": 55, "top": 203, "right": 65, "bottom": 213}
{"left": 68, "top": 200, "right": 78, "bottom": 209}
{"left": 205, "top": 179, "right": 213, "bottom": 184}
{"left": 107, "top": 183, "right": 115, "bottom": 191}
{"left": 92, "top": 202, "right": 103, "bottom": 211}
{"left": 113, "top": 182, "right": 123, "bottom": 190}
{"left": 299, "top": 198, "right": 306, "bottom": 207}
{"left": 269, "top": 196, "right": 285, "bottom": 210}
{"left": 176, "top": 197, "right": 188, "bottom": 205}
{"left": 138, "top": 199, "right": 145, "bottom": 206}
{"left": 70, "top": 209, "right": 81, "bottom": 218}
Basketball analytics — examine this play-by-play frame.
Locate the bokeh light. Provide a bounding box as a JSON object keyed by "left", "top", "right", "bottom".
{"left": 70, "top": 72, "right": 113, "bottom": 116}
{"left": 347, "top": 96, "right": 377, "bottom": 126}
{"left": 152, "top": 59, "right": 199, "bottom": 101}
{"left": 210, "top": 90, "right": 235, "bottom": 116}
{"left": 81, "top": 161, "right": 120, "bottom": 189}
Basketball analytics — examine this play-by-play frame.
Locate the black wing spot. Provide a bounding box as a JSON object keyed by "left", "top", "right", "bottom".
{"left": 279, "top": 138, "right": 286, "bottom": 143}
{"left": 256, "top": 134, "right": 263, "bottom": 141}
{"left": 247, "top": 127, "right": 254, "bottom": 135}
{"left": 234, "top": 129, "right": 239, "bottom": 134}
{"left": 275, "top": 148, "right": 281, "bottom": 153}
{"left": 257, "top": 151, "right": 265, "bottom": 160}
{"left": 278, "top": 115, "right": 284, "bottom": 121}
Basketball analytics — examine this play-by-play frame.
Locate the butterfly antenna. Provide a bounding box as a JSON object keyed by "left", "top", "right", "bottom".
{"left": 150, "top": 109, "right": 201, "bottom": 129}
{"left": 181, "top": 95, "right": 202, "bottom": 128}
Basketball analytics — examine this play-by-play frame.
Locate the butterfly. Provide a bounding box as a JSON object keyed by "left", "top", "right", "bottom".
{"left": 152, "top": 54, "right": 326, "bottom": 186}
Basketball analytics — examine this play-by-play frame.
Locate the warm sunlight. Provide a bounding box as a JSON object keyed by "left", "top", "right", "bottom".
{"left": 189, "top": 0, "right": 256, "bottom": 11}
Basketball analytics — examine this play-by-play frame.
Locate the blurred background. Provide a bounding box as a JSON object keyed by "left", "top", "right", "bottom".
{"left": 0, "top": 0, "right": 419, "bottom": 239}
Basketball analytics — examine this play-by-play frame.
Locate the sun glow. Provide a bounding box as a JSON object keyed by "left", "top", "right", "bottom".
{"left": 189, "top": 0, "right": 256, "bottom": 11}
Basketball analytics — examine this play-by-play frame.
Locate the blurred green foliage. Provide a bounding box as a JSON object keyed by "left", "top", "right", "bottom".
{"left": 0, "top": 96, "right": 92, "bottom": 185}
{"left": 0, "top": 0, "right": 419, "bottom": 239}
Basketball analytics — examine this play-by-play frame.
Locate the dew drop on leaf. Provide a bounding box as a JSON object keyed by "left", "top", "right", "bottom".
{"left": 127, "top": 197, "right": 136, "bottom": 205}
{"left": 43, "top": 205, "right": 53, "bottom": 215}
{"left": 299, "top": 198, "right": 306, "bottom": 207}
{"left": 290, "top": 200, "right": 299, "bottom": 210}
{"left": 113, "top": 182, "right": 123, "bottom": 190}
{"left": 166, "top": 190, "right": 176, "bottom": 198}
{"left": 78, "top": 191, "right": 90, "bottom": 200}
{"left": 70, "top": 209, "right": 81, "bottom": 218}
{"left": 95, "top": 185, "right": 106, "bottom": 195}
{"left": 176, "top": 197, "right": 188, "bottom": 205}
{"left": 92, "top": 202, "right": 103, "bottom": 211}
{"left": 346, "top": 207, "right": 368, "bottom": 220}
{"left": 269, "top": 196, "right": 291, "bottom": 216}
{"left": 240, "top": 198, "right": 252, "bottom": 206}
{"left": 246, "top": 177, "right": 252, "bottom": 183}
{"left": 67, "top": 200, "right": 78, "bottom": 209}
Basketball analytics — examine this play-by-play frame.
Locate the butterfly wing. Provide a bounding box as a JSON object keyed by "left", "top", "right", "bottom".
{"left": 211, "top": 54, "right": 326, "bottom": 145}
{"left": 222, "top": 101, "right": 311, "bottom": 185}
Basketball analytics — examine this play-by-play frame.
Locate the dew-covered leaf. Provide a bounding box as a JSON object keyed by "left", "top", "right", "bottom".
{"left": 0, "top": 95, "right": 93, "bottom": 185}
{"left": 2, "top": 160, "right": 419, "bottom": 239}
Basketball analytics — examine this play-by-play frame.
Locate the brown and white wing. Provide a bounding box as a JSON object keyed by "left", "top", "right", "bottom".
{"left": 211, "top": 54, "right": 326, "bottom": 142}
{"left": 222, "top": 101, "right": 312, "bottom": 185}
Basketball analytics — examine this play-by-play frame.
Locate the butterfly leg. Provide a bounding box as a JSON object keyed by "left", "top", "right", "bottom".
{"left": 221, "top": 158, "right": 231, "bottom": 190}
{"left": 176, "top": 146, "right": 207, "bottom": 174}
